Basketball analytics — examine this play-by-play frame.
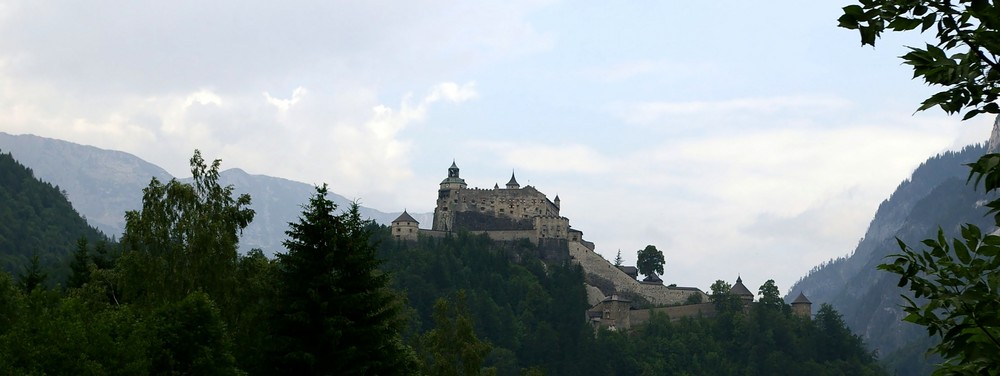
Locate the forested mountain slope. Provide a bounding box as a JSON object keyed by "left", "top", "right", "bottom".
{"left": 0, "top": 132, "right": 171, "bottom": 239}
{"left": 0, "top": 149, "right": 106, "bottom": 280}
{"left": 789, "top": 143, "right": 992, "bottom": 373}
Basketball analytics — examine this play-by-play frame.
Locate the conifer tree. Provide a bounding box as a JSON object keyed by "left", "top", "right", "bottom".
{"left": 270, "top": 184, "right": 416, "bottom": 375}
{"left": 67, "top": 237, "right": 91, "bottom": 289}
{"left": 17, "top": 253, "right": 47, "bottom": 292}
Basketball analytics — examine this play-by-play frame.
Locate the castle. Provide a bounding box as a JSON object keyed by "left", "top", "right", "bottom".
{"left": 392, "top": 162, "right": 813, "bottom": 331}
{"left": 391, "top": 161, "right": 586, "bottom": 247}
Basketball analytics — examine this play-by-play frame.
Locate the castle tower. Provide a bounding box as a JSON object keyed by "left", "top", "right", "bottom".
{"left": 554, "top": 195, "right": 560, "bottom": 209}
{"left": 731, "top": 276, "right": 754, "bottom": 305}
{"left": 440, "top": 161, "right": 468, "bottom": 190}
{"left": 434, "top": 161, "right": 467, "bottom": 231}
{"left": 506, "top": 171, "right": 520, "bottom": 189}
{"left": 791, "top": 292, "right": 812, "bottom": 318}
{"left": 391, "top": 210, "right": 419, "bottom": 242}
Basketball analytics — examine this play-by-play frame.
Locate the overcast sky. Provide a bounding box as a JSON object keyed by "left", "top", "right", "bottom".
{"left": 0, "top": 1, "right": 993, "bottom": 295}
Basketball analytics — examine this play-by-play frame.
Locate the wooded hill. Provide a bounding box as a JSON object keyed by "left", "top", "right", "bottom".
{"left": 0, "top": 149, "right": 106, "bottom": 282}
{"left": 0, "top": 151, "right": 886, "bottom": 375}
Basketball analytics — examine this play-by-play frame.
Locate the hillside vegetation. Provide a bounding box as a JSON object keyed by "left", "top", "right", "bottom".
{"left": 0, "top": 150, "right": 106, "bottom": 282}
{"left": 0, "top": 151, "right": 885, "bottom": 375}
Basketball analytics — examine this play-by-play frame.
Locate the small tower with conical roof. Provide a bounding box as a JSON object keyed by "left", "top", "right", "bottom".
{"left": 391, "top": 210, "right": 419, "bottom": 242}
{"left": 791, "top": 292, "right": 812, "bottom": 318}
{"left": 554, "top": 195, "right": 561, "bottom": 209}
{"left": 731, "top": 276, "right": 755, "bottom": 305}
{"left": 506, "top": 171, "right": 520, "bottom": 189}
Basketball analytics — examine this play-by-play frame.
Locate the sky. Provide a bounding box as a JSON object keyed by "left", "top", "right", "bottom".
{"left": 0, "top": 0, "right": 994, "bottom": 295}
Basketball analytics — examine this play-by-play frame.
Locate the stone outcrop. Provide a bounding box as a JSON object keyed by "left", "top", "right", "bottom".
{"left": 989, "top": 114, "right": 1000, "bottom": 153}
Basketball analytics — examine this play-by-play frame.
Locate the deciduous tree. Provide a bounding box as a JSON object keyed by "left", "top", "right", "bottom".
{"left": 419, "top": 291, "right": 494, "bottom": 376}
{"left": 636, "top": 245, "right": 664, "bottom": 280}
{"left": 757, "top": 279, "right": 783, "bottom": 310}
{"left": 118, "top": 150, "right": 254, "bottom": 306}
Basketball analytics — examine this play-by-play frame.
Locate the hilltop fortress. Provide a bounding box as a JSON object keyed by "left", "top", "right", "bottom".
{"left": 391, "top": 162, "right": 812, "bottom": 330}
{"left": 392, "top": 161, "right": 586, "bottom": 247}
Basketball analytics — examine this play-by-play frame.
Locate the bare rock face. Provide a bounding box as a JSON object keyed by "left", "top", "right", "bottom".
{"left": 988, "top": 114, "right": 1000, "bottom": 153}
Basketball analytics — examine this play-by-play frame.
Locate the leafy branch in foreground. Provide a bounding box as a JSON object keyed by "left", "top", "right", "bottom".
{"left": 880, "top": 225, "right": 1000, "bottom": 374}
{"left": 838, "top": 1, "right": 1000, "bottom": 120}
{"left": 840, "top": 2, "right": 1000, "bottom": 372}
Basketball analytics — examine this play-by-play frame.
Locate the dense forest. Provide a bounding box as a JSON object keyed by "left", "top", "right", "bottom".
{"left": 0, "top": 150, "right": 107, "bottom": 280}
{"left": 0, "top": 151, "right": 886, "bottom": 375}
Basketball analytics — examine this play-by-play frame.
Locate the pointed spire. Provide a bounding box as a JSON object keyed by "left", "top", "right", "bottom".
{"left": 506, "top": 170, "right": 520, "bottom": 189}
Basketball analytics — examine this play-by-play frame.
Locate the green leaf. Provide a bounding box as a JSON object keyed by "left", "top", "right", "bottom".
{"left": 889, "top": 17, "right": 924, "bottom": 31}
{"left": 954, "top": 239, "right": 972, "bottom": 264}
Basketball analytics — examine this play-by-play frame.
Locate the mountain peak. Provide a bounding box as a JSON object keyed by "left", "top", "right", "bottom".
{"left": 988, "top": 114, "right": 1000, "bottom": 153}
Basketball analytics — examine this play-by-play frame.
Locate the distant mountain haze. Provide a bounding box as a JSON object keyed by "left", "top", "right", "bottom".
{"left": 789, "top": 141, "right": 992, "bottom": 373}
{"left": 0, "top": 132, "right": 431, "bottom": 255}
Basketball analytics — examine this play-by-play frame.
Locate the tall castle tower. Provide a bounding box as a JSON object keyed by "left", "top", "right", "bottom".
{"left": 433, "top": 161, "right": 467, "bottom": 231}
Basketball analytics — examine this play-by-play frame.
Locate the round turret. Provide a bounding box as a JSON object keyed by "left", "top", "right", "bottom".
{"left": 791, "top": 292, "right": 812, "bottom": 318}
{"left": 391, "top": 210, "right": 419, "bottom": 241}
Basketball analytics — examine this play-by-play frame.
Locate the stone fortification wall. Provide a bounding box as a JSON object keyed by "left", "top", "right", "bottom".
{"left": 534, "top": 216, "right": 570, "bottom": 240}
{"left": 568, "top": 241, "right": 704, "bottom": 306}
{"left": 435, "top": 186, "right": 559, "bottom": 231}
{"left": 419, "top": 229, "right": 535, "bottom": 241}
{"left": 453, "top": 211, "right": 535, "bottom": 231}
{"left": 630, "top": 303, "right": 717, "bottom": 325}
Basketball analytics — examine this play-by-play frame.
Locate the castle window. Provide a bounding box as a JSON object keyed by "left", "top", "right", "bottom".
{"left": 396, "top": 228, "right": 401, "bottom": 232}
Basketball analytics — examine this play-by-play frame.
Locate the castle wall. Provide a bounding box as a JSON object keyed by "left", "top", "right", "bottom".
{"left": 630, "top": 303, "right": 717, "bottom": 326}
{"left": 434, "top": 186, "right": 560, "bottom": 232}
{"left": 418, "top": 229, "right": 536, "bottom": 242}
{"left": 568, "top": 241, "right": 706, "bottom": 306}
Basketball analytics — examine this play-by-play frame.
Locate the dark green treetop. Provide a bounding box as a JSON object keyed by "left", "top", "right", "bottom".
{"left": 270, "top": 184, "right": 417, "bottom": 375}
{"left": 636, "top": 245, "right": 664, "bottom": 279}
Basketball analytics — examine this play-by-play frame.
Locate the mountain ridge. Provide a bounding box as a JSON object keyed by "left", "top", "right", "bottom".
{"left": 0, "top": 132, "right": 431, "bottom": 255}
{"left": 789, "top": 141, "right": 991, "bottom": 371}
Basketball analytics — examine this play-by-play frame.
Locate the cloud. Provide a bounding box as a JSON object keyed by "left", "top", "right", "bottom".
{"left": 264, "top": 87, "right": 306, "bottom": 113}
{"left": 0, "top": 1, "right": 552, "bottom": 94}
{"left": 468, "top": 142, "right": 612, "bottom": 174}
{"left": 616, "top": 96, "right": 854, "bottom": 125}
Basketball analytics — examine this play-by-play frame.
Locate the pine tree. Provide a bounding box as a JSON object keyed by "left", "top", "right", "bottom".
{"left": 17, "top": 252, "right": 47, "bottom": 292}
{"left": 67, "top": 237, "right": 91, "bottom": 289}
{"left": 270, "top": 184, "right": 417, "bottom": 375}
